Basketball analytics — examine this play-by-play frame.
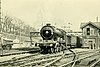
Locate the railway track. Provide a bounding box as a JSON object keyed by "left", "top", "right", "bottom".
{"left": 0, "top": 52, "right": 63, "bottom": 66}
{"left": 0, "top": 53, "right": 40, "bottom": 65}
{"left": 72, "top": 51, "right": 100, "bottom": 67}
{"left": 58, "top": 49, "right": 100, "bottom": 67}
{"left": 0, "top": 49, "right": 77, "bottom": 66}
{"left": 45, "top": 49, "right": 100, "bottom": 67}
{"left": 0, "top": 49, "right": 99, "bottom": 67}
{"left": 90, "top": 58, "right": 100, "bottom": 67}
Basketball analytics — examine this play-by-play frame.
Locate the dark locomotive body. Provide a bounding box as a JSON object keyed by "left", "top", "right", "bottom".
{"left": 38, "top": 24, "right": 66, "bottom": 53}
{"left": 31, "top": 24, "right": 82, "bottom": 53}
{"left": 40, "top": 24, "right": 66, "bottom": 40}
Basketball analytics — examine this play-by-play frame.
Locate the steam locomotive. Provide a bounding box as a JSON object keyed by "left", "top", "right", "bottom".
{"left": 30, "top": 24, "right": 82, "bottom": 53}
{"left": 37, "top": 24, "right": 67, "bottom": 53}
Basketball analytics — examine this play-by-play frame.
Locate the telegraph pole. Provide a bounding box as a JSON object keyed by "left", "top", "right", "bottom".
{"left": 0, "top": 0, "right": 1, "bottom": 19}
{"left": 0, "top": 0, "right": 3, "bottom": 55}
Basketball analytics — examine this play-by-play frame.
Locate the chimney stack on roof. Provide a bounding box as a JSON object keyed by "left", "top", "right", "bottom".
{"left": 96, "top": 17, "right": 99, "bottom": 22}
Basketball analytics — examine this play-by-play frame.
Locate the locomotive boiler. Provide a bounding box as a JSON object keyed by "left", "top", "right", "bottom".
{"left": 39, "top": 24, "right": 66, "bottom": 53}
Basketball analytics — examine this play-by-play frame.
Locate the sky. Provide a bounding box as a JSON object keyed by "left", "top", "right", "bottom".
{"left": 1, "top": 0, "right": 100, "bottom": 31}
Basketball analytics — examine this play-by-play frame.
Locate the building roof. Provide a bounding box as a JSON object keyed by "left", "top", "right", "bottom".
{"left": 80, "top": 21, "right": 100, "bottom": 29}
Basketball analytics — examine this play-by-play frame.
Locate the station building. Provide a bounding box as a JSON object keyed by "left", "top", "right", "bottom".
{"left": 80, "top": 21, "right": 100, "bottom": 49}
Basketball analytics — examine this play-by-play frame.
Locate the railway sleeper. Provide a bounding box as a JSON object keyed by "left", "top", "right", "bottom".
{"left": 96, "top": 61, "right": 100, "bottom": 66}
{"left": 20, "top": 58, "right": 55, "bottom": 67}
{"left": 77, "top": 57, "right": 97, "bottom": 66}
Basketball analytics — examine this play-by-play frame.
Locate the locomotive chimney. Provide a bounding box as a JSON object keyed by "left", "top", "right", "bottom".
{"left": 46, "top": 23, "right": 51, "bottom": 26}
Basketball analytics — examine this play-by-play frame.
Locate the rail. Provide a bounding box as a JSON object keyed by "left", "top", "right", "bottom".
{"left": 45, "top": 49, "right": 94, "bottom": 67}
{"left": 60, "top": 49, "right": 100, "bottom": 67}
{"left": 90, "top": 58, "right": 100, "bottom": 67}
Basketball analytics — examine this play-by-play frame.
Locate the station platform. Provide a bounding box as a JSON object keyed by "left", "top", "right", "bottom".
{"left": 0, "top": 47, "right": 40, "bottom": 56}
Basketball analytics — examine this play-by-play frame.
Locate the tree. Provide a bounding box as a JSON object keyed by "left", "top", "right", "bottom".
{"left": 1, "top": 15, "right": 13, "bottom": 33}
{"left": 1, "top": 13, "right": 36, "bottom": 37}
